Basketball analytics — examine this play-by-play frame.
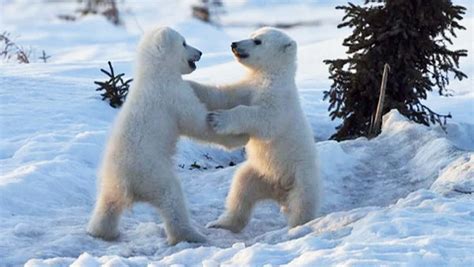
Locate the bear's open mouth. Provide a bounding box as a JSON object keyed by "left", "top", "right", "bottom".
{"left": 235, "top": 53, "right": 249, "bottom": 59}
{"left": 188, "top": 60, "right": 197, "bottom": 69}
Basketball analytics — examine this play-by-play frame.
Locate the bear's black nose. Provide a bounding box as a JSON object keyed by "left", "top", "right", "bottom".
{"left": 198, "top": 50, "right": 202, "bottom": 56}
{"left": 231, "top": 42, "right": 237, "bottom": 49}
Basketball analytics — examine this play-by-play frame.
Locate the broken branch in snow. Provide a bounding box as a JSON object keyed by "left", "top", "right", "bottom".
{"left": 369, "top": 63, "right": 390, "bottom": 137}
{"left": 39, "top": 50, "right": 51, "bottom": 63}
{"left": 453, "top": 188, "right": 473, "bottom": 194}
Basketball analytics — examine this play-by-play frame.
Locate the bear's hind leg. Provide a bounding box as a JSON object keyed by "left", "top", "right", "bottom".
{"left": 148, "top": 174, "right": 206, "bottom": 245}
{"left": 286, "top": 167, "right": 320, "bottom": 228}
{"left": 87, "top": 188, "right": 127, "bottom": 240}
{"left": 207, "top": 163, "right": 273, "bottom": 233}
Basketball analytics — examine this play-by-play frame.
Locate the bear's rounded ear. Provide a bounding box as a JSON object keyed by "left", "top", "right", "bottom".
{"left": 282, "top": 40, "right": 297, "bottom": 52}
{"left": 154, "top": 28, "right": 172, "bottom": 53}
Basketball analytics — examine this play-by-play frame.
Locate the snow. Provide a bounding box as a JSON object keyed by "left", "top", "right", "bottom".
{"left": 1, "top": 0, "right": 473, "bottom": 266}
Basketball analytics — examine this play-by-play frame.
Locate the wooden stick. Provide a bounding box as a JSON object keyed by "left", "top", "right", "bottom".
{"left": 371, "top": 63, "right": 390, "bottom": 136}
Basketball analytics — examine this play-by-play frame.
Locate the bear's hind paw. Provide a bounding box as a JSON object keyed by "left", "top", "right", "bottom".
{"left": 167, "top": 229, "right": 207, "bottom": 245}
{"left": 206, "top": 218, "right": 243, "bottom": 233}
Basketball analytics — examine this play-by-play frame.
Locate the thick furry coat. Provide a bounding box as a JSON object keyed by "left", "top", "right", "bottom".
{"left": 87, "top": 27, "right": 246, "bottom": 245}
{"left": 189, "top": 27, "right": 321, "bottom": 232}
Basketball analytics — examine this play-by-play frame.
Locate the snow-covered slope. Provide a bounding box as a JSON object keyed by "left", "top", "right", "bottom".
{"left": 1, "top": 0, "right": 473, "bottom": 266}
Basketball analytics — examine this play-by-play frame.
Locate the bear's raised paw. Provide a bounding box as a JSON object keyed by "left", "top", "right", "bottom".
{"left": 207, "top": 110, "right": 235, "bottom": 134}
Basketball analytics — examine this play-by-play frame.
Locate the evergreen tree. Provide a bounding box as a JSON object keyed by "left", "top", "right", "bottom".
{"left": 324, "top": 0, "right": 467, "bottom": 140}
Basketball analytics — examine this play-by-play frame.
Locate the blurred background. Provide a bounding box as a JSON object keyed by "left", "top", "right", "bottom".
{"left": 1, "top": 0, "right": 472, "bottom": 139}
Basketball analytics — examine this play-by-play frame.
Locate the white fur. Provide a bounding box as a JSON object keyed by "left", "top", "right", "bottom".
{"left": 189, "top": 27, "right": 321, "bottom": 232}
{"left": 87, "top": 27, "right": 247, "bottom": 245}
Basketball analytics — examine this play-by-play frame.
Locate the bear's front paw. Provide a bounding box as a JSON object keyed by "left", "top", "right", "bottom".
{"left": 207, "top": 110, "right": 234, "bottom": 134}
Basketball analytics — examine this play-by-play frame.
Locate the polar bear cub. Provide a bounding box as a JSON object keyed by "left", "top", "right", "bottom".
{"left": 87, "top": 27, "right": 246, "bottom": 245}
{"left": 189, "top": 27, "right": 321, "bottom": 232}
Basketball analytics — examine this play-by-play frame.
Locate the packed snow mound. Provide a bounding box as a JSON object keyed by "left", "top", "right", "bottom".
{"left": 320, "top": 109, "right": 474, "bottom": 214}
{"left": 25, "top": 190, "right": 474, "bottom": 266}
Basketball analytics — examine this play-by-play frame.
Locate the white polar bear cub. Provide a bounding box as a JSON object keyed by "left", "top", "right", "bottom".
{"left": 189, "top": 27, "right": 321, "bottom": 232}
{"left": 87, "top": 27, "right": 246, "bottom": 245}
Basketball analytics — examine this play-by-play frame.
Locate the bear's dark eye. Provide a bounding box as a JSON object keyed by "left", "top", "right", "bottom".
{"left": 183, "top": 41, "right": 186, "bottom": 47}
{"left": 254, "top": 39, "right": 262, "bottom": 45}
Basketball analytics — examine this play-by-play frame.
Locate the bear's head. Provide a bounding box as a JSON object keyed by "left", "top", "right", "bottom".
{"left": 230, "top": 27, "right": 297, "bottom": 72}
{"left": 138, "top": 26, "right": 202, "bottom": 75}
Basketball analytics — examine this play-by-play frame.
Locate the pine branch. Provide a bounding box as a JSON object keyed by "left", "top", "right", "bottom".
{"left": 94, "top": 61, "right": 132, "bottom": 108}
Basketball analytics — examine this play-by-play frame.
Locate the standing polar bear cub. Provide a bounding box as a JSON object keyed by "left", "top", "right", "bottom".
{"left": 87, "top": 27, "right": 246, "bottom": 245}
{"left": 190, "top": 27, "right": 321, "bottom": 232}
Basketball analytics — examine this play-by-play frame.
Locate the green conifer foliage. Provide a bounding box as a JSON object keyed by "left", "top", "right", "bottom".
{"left": 324, "top": 0, "right": 467, "bottom": 140}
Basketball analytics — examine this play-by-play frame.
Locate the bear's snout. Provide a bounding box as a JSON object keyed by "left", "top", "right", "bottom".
{"left": 230, "top": 40, "right": 251, "bottom": 59}
{"left": 192, "top": 51, "right": 201, "bottom": 61}
{"left": 231, "top": 47, "right": 249, "bottom": 59}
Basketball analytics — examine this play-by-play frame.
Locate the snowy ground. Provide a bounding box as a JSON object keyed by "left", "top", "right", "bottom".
{"left": 1, "top": 0, "right": 473, "bottom": 266}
